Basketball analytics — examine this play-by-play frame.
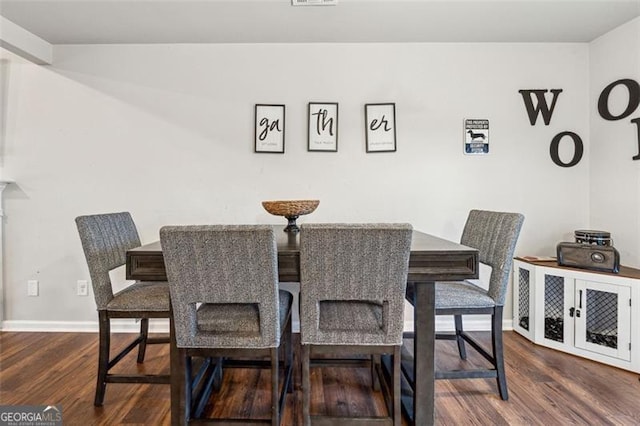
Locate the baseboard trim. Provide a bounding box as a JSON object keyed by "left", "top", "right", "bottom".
{"left": 1, "top": 318, "right": 513, "bottom": 333}
{"left": 404, "top": 317, "right": 514, "bottom": 332}
{"left": 0, "top": 319, "right": 170, "bottom": 333}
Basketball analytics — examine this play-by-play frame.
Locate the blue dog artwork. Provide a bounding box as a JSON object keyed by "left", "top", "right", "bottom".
{"left": 464, "top": 119, "right": 489, "bottom": 154}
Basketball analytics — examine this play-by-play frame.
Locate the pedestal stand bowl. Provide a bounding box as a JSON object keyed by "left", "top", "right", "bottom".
{"left": 262, "top": 200, "right": 319, "bottom": 233}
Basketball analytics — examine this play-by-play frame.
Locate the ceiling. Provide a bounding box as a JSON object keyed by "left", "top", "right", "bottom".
{"left": 1, "top": 0, "right": 640, "bottom": 45}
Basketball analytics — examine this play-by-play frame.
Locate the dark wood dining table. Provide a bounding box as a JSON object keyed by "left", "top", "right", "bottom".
{"left": 126, "top": 228, "right": 478, "bottom": 425}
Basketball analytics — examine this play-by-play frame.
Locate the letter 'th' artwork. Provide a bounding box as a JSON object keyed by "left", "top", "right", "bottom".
{"left": 308, "top": 103, "right": 338, "bottom": 152}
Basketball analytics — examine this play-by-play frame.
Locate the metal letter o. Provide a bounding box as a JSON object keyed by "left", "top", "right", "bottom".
{"left": 550, "top": 131, "right": 584, "bottom": 167}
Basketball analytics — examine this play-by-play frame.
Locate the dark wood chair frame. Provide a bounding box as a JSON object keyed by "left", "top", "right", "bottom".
{"left": 302, "top": 344, "right": 402, "bottom": 426}
{"left": 176, "top": 306, "right": 294, "bottom": 425}
{"left": 401, "top": 210, "right": 523, "bottom": 403}
{"left": 403, "top": 294, "right": 508, "bottom": 401}
{"left": 95, "top": 310, "right": 171, "bottom": 406}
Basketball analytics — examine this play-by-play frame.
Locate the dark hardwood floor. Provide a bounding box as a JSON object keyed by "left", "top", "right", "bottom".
{"left": 1, "top": 330, "right": 639, "bottom": 425}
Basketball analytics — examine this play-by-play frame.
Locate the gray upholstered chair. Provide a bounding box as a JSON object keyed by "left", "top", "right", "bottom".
{"left": 406, "top": 209, "right": 524, "bottom": 400}
{"left": 160, "top": 225, "right": 293, "bottom": 425}
{"left": 75, "top": 212, "right": 171, "bottom": 406}
{"left": 299, "top": 223, "right": 412, "bottom": 426}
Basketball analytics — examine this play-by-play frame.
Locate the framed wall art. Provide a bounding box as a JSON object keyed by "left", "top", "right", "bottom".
{"left": 308, "top": 102, "right": 338, "bottom": 152}
{"left": 463, "top": 118, "right": 490, "bottom": 155}
{"left": 255, "top": 104, "right": 285, "bottom": 153}
{"left": 365, "top": 103, "right": 396, "bottom": 153}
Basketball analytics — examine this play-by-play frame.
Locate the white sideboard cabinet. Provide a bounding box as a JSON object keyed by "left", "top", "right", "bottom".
{"left": 513, "top": 258, "right": 640, "bottom": 373}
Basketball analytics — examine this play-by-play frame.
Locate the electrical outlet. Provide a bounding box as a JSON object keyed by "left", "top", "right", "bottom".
{"left": 77, "top": 280, "right": 88, "bottom": 296}
{"left": 27, "top": 280, "right": 39, "bottom": 296}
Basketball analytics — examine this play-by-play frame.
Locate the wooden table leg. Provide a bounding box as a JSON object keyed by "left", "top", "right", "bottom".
{"left": 414, "top": 282, "right": 436, "bottom": 425}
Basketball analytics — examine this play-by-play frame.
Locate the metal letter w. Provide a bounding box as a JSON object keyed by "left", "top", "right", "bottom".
{"left": 519, "top": 89, "right": 563, "bottom": 126}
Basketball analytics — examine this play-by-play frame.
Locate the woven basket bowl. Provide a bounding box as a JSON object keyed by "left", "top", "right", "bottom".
{"left": 262, "top": 200, "right": 319, "bottom": 217}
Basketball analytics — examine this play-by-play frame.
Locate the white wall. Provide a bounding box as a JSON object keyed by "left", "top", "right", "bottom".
{"left": 590, "top": 17, "right": 640, "bottom": 268}
{"left": 1, "top": 42, "right": 591, "bottom": 327}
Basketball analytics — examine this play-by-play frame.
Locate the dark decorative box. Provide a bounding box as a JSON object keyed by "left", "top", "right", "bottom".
{"left": 557, "top": 242, "right": 620, "bottom": 273}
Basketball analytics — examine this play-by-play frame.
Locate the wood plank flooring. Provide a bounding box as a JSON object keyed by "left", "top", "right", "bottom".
{"left": 1, "top": 330, "right": 639, "bottom": 425}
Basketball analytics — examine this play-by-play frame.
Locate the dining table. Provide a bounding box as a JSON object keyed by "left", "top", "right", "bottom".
{"left": 126, "top": 227, "right": 478, "bottom": 425}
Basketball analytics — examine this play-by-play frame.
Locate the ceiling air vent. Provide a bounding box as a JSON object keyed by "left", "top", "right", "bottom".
{"left": 292, "top": 0, "right": 337, "bottom": 5}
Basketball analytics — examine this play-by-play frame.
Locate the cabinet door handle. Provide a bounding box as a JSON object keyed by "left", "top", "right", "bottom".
{"left": 569, "top": 307, "right": 575, "bottom": 317}
{"left": 576, "top": 309, "right": 581, "bottom": 318}
{"left": 578, "top": 290, "right": 583, "bottom": 309}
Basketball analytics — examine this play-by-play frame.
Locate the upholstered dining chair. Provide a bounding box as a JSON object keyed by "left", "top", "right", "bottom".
{"left": 159, "top": 225, "right": 293, "bottom": 425}
{"left": 405, "top": 209, "right": 524, "bottom": 400}
{"left": 299, "top": 223, "right": 413, "bottom": 426}
{"left": 75, "top": 212, "right": 171, "bottom": 406}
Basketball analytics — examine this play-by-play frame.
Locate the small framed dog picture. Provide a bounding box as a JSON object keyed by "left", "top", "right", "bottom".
{"left": 464, "top": 119, "right": 489, "bottom": 155}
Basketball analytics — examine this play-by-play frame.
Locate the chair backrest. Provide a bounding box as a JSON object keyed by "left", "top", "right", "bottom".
{"left": 299, "top": 223, "right": 413, "bottom": 346}
{"left": 75, "top": 212, "right": 142, "bottom": 310}
{"left": 460, "top": 210, "right": 525, "bottom": 306}
{"left": 159, "top": 225, "right": 280, "bottom": 349}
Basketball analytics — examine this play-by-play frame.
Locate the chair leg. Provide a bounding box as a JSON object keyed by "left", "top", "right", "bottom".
{"left": 184, "top": 354, "right": 193, "bottom": 422}
{"left": 454, "top": 314, "right": 467, "bottom": 360}
{"left": 213, "top": 357, "right": 224, "bottom": 392}
{"left": 302, "top": 344, "right": 311, "bottom": 426}
{"left": 393, "top": 346, "right": 401, "bottom": 426}
{"left": 271, "top": 347, "right": 280, "bottom": 426}
{"left": 371, "top": 355, "right": 381, "bottom": 391}
{"left": 492, "top": 306, "right": 508, "bottom": 401}
{"left": 94, "top": 311, "right": 110, "bottom": 406}
{"left": 286, "top": 316, "right": 294, "bottom": 393}
{"left": 170, "top": 316, "right": 185, "bottom": 426}
{"left": 137, "top": 318, "right": 149, "bottom": 363}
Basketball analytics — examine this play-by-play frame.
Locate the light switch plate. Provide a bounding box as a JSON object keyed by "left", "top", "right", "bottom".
{"left": 28, "top": 280, "right": 39, "bottom": 296}
{"left": 77, "top": 280, "right": 88, "bottom": 296}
